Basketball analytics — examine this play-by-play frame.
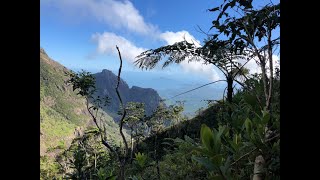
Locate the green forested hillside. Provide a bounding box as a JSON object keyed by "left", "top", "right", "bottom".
{"left": 41, "top": 48, "right": 87, "bottom": 155}
{"left": 40, "top": 48, "right": 123, "bottom": 178}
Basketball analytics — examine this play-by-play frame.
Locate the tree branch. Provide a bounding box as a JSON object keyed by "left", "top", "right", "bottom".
{"left": 85, "top": 97, "right": 116, "bottom": 156}
{"left": 231, "top": 147, "right": 258, "bottom": 166}
{"left": 265, "top": 133, "right": 280, "bottom": 143}
{"left": 115, "top": 45, "right": 129, "bottom": 156}
{"left": 195, "top": 24, "right": 211, "bottom": 37}
{"left": 230, "top": 58, "right": 251, "bottom": 79}
{"left": 86, "top": 98, "right": 101, "bottom": 130}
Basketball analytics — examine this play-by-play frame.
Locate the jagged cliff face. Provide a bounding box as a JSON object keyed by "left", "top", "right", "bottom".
{"left": 94, "top": 69, "right": 130, "bottom": 118}
{"left": 129, "top": 86, "right": 161, "bottom": 116}
{"left": 93, "top": 70, "right": 162, "bottom": 120}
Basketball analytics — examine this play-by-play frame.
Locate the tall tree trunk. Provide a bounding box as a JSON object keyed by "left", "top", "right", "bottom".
{"left": 224, "top": 75, "right": 235, "bottom": 138}
{"left": 260, "top": 59, "right": 269, "bottom": 107}
{"left": 253, "top": 155, "right": 265, "bottom": 180}
{"left": 250, "top": 42, "right": 269, "bottom": 111}
{"left": 226, "top": 75, "right": 233, "bottom": 104}
{"left": 266, "top": 27, "right": 274, "bottom": 112}
{"left": 115, "top": 46, "right": 128, "bottom": 180}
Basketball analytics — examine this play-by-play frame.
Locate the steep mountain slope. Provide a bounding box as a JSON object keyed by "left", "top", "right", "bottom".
{"left": 93, "top": 69, "right": 162, "bottom": 120}
{"left": 40, "top": 48, "right": 120, "bottom": 157}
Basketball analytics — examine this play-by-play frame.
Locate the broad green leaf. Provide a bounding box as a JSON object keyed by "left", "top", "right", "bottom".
{"left": 213, "top": 126, "right": 225, "bottom": 153}
{"left": 223, "top": 126, "right": 230, "bottom": 137}
{"left": 218, "top": 126, "right": 226, "bottom": 137}
{"left": 244, "top": 118, "right": 252, "bottom": 135}
{"left": 262, "top": 110, "right": 270, "bottom": 125}
{"left": 201, "top": 124, "right": 214, "bottom": 152}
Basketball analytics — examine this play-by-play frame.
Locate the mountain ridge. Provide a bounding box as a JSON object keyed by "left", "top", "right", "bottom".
{"left": 93, "top": 69, "right": 162, "bottom": 120}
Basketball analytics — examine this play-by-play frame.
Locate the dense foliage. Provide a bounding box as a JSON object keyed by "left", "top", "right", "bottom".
{"left": 41, "top": 1, "right": 280, "bottom": 179}
{"left": 50, "top": 68, "right": 279, "bottom": 180}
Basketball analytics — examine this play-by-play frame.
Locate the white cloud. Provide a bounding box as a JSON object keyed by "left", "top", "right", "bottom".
{"left": 272, "top": 54, "right": 280, "bottom": 69}
{"left": 45, "top": 0, "right": 220, "bottom": 81}
{"left": 242, "top": 58, "right": 261, "bottom": 75}
{"left": 90, "top": 28, "right": 280, "bottom": 82}
{"left": 92, "top": 32, "right": 147, "bottom": 62}
{"left": 43, "top": 0, "right": 281, "bottom": 83}
{"left": 180, "top": 60, "right": 222, "bottom": 81}
{"left": 44, "top": 0, "right": 157, "bottom": 35}
{"left": 160, "top": 30, "right": 201, "bottom": 47}
{"left": 267, "top": 54, "right": 280, "bottom": 75}
{"left": 237, "top": 54, "right": 280, "bottom": 76}
{"left": 159, "top": 30, "right": 222, "bottom": 81}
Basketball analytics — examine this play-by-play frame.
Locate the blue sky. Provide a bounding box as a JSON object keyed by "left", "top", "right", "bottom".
{"left": 40, "top": 0, "right": 279, "bottom": 83}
